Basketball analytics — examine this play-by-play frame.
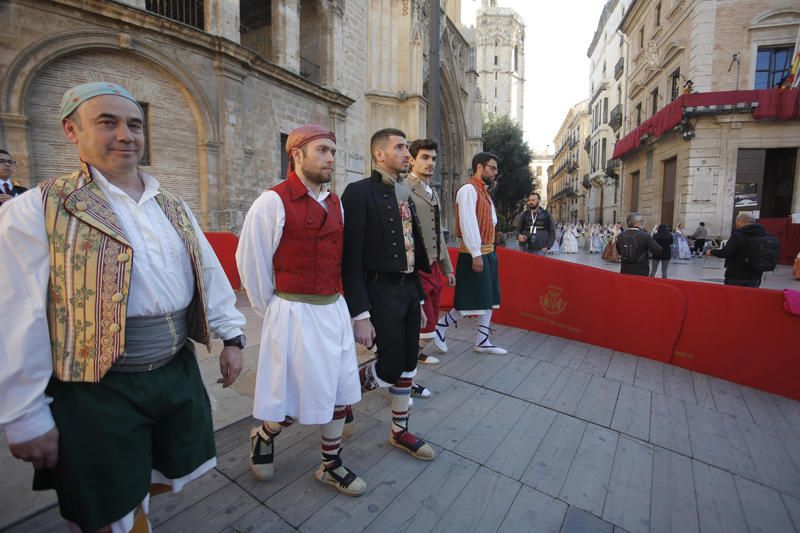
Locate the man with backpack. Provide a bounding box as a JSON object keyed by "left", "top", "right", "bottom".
{"left": 616, "top": 213, "right": 662, "bottom": 276}
{"left": 707, "top": 212, "right": 780, "bottom": 288}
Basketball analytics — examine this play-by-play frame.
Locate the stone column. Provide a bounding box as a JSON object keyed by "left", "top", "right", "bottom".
{"left": 329, "top": 107, "right": 348, "bottom": 191}
{"left": 206, "top": 0, "right": 241, "bottom": 44}
{"left": 272, "top": 0, "right": 300, "bottom": 74}
{"left": 688, "top": 0, "right": 716, "bottom": 93}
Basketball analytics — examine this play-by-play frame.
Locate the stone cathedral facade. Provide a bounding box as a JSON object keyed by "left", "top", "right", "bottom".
{"left": 0, "top": 0, "right": 482, "bottom": 233}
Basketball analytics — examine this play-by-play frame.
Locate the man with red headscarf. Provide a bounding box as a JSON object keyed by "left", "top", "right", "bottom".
{"left": 236, "top": 125, "right": 365, "bottom": 496}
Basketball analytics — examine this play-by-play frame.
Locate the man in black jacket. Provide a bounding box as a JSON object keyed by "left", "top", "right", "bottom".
{"left": 616, "top": 212, "right": 662, "bottom": 276}
{"left": 0, "top": 149, "right": 26, "bottom": 207}
{"left": 514, "top": 192, "right": 555, "bottom": 255}
{"left": 708, "top": 212, "right": 768, "bottom": 288}
{"left": 341, "top": 128, "right": 435, "bottom": 461}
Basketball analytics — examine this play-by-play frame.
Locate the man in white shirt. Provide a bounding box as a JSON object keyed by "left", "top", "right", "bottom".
{"left": 236, "top": 124, "right": 364, "bottom": 496}
{"left": 434, "top": 152, "right": 507, "bottom": 355}
{"left": 0, "top": 149, "right": 26, "bottom": 206}
{"left": 0, "top": 82, "right": 245, "bottom": 532}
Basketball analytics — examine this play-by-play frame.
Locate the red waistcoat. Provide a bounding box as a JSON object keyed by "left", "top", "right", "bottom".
{"left": 272, "top": 172, "right": 343, "bottom": 295}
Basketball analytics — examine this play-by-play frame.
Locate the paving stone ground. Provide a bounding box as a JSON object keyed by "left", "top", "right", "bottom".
{"left": 4, "top": 292, "right": 799, "bottom": 532}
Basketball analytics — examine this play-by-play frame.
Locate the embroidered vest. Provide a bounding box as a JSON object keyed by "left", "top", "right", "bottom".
{"left": 455, "top": 177, "right": 496, "bottom": 254}
{"left": 272, "top": 172, "right": 344, "bottom": 295}
{"left": 40, "top": 164, "right": 209, "bottom": 382}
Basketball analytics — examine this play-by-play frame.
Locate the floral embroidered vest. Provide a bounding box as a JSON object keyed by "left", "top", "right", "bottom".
{"left": 40, "top": 164, "right": 209, "bottom": 382}
{"left": 455, "top": 177, "right": 496, "bottom": 255}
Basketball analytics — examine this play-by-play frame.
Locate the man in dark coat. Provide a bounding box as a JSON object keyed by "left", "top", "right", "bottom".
{"left": 708, "top": 212, "right": 769, "bottom": 288}
{"left": 514, "top": 192, "right": 555, "bottom": 255}
{"left": 341, "top": 128, "right": 435, "bottom": 461}
{"left": 0, "top": 149, "right": 26, "bottom": 207}
{"left": 616, "top": 212, "right": 662, "bottom": 276}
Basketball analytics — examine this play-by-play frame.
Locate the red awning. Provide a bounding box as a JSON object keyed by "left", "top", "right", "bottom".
{"left": 611, "top": 88, "right": 800, "bottom": 160}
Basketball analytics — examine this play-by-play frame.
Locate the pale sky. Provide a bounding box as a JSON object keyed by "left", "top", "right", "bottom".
{"left": 461, "top": 0, "right": 608, "bottom": 153}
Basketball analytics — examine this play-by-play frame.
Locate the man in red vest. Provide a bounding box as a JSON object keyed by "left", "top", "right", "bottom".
{"left": 434, "top": 152, "right": 507, "bottom": 355}
{"left": 236, "top": 125, "right": 365, "bottom": 496}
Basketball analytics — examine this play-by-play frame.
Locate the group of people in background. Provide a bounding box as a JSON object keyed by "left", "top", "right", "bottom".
{"left": 511, "top": 195, "right": 785, "bottom": 287}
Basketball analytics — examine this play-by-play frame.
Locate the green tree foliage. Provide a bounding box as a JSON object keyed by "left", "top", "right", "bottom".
{"left": 482, "top": 115, "right": 533, "bottom": 230}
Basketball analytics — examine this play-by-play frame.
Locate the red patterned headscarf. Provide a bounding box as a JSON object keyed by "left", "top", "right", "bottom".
{"left": 285, "top": 125, "right": 336, "bottom": 171}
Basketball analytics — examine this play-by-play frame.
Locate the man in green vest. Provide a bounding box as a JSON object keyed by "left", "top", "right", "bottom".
{"left": 0, "top": 82, "right": 246, "bottom": 532}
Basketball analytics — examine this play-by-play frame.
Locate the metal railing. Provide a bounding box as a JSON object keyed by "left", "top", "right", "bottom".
{"left": 146, "top": 0, "right": 204, "bottom": 30}
{"left": 300, "top": 56, "right": 321, "bottom": 83}
{"left": 614, "top": 57, "right": 624, "bottom": 80}
{"left": 609, "top": 104, "right": 623, "bottom": 131}
{"left": 241, "top": 25, "right": 272, "bottom": 59}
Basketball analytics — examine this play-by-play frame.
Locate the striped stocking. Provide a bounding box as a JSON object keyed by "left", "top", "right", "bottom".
{"left": 390, "top": 377, "right": 413, "bottom": 435}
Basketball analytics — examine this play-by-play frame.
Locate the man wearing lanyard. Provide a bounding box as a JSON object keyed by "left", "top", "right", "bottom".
{"left": 515, "top": 192, "right": 554, "bottom": 255}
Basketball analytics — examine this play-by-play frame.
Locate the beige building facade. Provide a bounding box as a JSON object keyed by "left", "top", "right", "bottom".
{"left": 616, "top": 0, "right": 800, "bottom": 236}
{"left": 548, "top": 100, "right": 590, "bottom": 223}
{"left": 531, "top": 150, "right": 554, "bottom": 206}
{"left": 475, "top": 0, "right": 525, "bottom": 126}
{"left": 0, "top": 0, "right": 482, "bottom": 233}
{"left": 586, "top": 0, "right": 633, "bottom": 225}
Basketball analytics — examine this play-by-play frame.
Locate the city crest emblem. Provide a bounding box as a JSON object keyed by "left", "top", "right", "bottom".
{"left": 539, "top": 285, "right": 567, "bottom": 316}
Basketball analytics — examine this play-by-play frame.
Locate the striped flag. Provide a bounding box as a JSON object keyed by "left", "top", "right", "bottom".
{"left": 789, "top": 25, "right": 800, "bottom": 88}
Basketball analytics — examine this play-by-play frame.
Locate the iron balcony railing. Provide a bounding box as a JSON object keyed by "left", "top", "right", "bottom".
{"left": 614, "top": 57, "right": 624, "bottom": 80}
{"left": 240, "top": 24, "right": 272, "bottom": 59}
{"left": 609, "top": 104, "right": 623, "bottom": 131}
{"left": 146, "top": 0, "right": 204, "bottom": 30}
{"left": 300, "top": 56, "right": 321, "bottom": 83}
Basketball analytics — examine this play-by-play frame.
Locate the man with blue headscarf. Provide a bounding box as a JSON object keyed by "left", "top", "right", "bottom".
{"left": 0, "top": 82, "right": 247, "bottom": 532}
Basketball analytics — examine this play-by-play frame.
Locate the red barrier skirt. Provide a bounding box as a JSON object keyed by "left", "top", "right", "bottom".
{"left": 441, "top": 248, "right": 686, "bottom": 363}
{"left": 204, "top": 232, "right": 241, "bottom": 290}
{"left": 669, "top": 279, "right": 800, "bottom": 400}
{"left": 441, "top": 247, "right": 800, "bottom": 400}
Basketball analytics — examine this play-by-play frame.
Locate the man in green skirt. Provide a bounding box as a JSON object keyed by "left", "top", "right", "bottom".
{"left": 0, "top": 82, "right": 246, "bottom": 532}
{"left": 433, "top": 152, "right": 507, "bottom": 355}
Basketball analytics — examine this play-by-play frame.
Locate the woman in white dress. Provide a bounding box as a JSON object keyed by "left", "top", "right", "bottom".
{"left": 674, "top": 223, "right": 693, "bottom": 260}
{"left": 562, "top": 224, "right": 579, "bottom": 253}
{"left": 550, "top": 223, "right": 563, "bottom": 253}
{"left": 589, "top": 226, "right": 604, "bottom": 253}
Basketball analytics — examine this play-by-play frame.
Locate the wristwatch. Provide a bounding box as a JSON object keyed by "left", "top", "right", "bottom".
{"left": 223, "top": 334, "right": 247, "bottom": 349}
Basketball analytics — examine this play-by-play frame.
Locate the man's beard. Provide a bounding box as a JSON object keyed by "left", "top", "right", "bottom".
{"left": 302, "top": 166, "right": 333, "bottom": 184}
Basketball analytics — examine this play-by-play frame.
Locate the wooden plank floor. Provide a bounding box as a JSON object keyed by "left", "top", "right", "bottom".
{"left": 9, "top": 319, "right": 800, "bottom": 533}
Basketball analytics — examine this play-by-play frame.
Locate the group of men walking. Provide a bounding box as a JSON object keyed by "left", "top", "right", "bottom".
{"left": 0, "top": 82, "right": 508, "bottom": 530}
